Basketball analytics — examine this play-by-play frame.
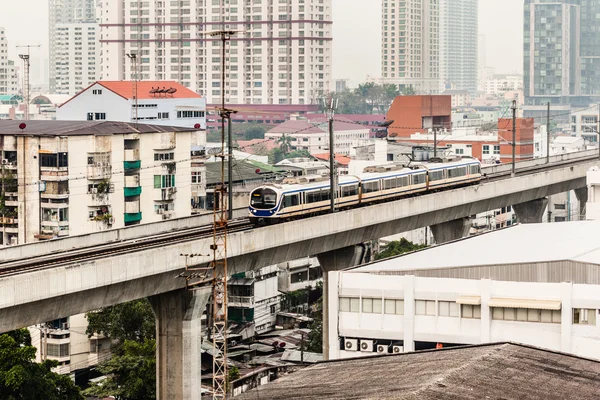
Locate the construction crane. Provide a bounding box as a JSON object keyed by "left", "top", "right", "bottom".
{"left": 16, "top": 44, "right": 41, "bottom": 121}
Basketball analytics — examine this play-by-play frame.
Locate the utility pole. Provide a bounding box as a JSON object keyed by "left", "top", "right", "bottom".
{"left": 546, "top": 102, "right": 550, "bottom": 164}
{"left": 324, "top": 96, "right": 338, "bottom": 213}
{"left": 511, "top": 100, "right": 517, "bottom": 177}
{"left": 126, "top": 53, "right": 139, "bottom": 126}
{"left": 16, "top": 45, "right": 40, "bottom": 121}
{"left": 597, "top": 103, "right": 600, "bottom": 160}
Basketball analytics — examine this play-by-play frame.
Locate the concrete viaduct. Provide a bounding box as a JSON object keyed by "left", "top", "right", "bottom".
{"left": 0, "top": 149, "right": 598, "bottom": 399}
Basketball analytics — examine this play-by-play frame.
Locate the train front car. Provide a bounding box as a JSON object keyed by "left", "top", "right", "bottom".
{"left": 249, "top": 186, "right": 281, "bottom": 225}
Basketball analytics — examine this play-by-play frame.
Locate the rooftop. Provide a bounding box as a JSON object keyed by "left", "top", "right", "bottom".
{"left": 236, "top": 342, "right": 600, "bottom": 400}
{"left": 267, "top": 119, "right": 368, "bottom": 135}
{"left": 59, "top": 80, "right": 202, "bottom": 108}
{"left": 357, "top": 221, "right": 600, "bottom": 273}
{"left": 0, "top": 120, "right": 196, "bottom": 136}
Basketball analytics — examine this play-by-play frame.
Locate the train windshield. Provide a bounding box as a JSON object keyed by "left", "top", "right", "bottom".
{"left": 250, "top": 188, "right": 278, "bottom": 209}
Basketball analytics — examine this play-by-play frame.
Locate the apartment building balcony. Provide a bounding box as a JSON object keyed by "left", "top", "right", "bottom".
{"left": 124, "top": 186, "right": 142, "bottom": 197}
{"left": 124, "top": 212, "right": 142, "bottom": 223}
{"left": 228, "top": 296, "right": 255, "bottom": 308}
{"left": 87, "top": 164, "right": 112, "bottom": 180}
{"left": 89, "top": 193, "right": 110, "bottom": 206}
{"left": 158, "top": 187, "right": 177, "bottom": 201}
{"left": 124, "top": 201, "right": 140, "bottom": 214}
{"left": 124, "top": 148, "right": 140, "bottom": 162}
{"left": 123, "top": 160, "right": 141, "bottom": 170}
{"left": 40, "top": 168, "right": 69, "bottom": 181}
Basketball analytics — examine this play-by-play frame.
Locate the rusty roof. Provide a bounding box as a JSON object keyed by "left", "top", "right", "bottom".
{"left": 0, "top": 120, "right": 196, "bottom": 136}
{"left": 236, "top": 342, "right": 600, "bottom": 400}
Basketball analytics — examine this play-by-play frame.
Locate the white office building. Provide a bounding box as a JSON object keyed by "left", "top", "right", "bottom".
{"left": 327, "top": 222, "right": 600, "bottom": 361}
{"left": 0, "top": 28, "right": 19, "bottom": 95}
{"left": 98, "top": 0, "right": 332, "bottom": 108}
{"left": 57, "top": 81, "right": 207, "bottom": 129}
{"left": 0, "top": 120, "right": 204, "bottom": 246}
{"left": 49, "top": 0, "right": 99, "bottom": 94}
{"left": 439, "top": 0, "right": 478, "bottom": 94}
{"left": 381, "top": 0, "right": 440, "bottom": 94}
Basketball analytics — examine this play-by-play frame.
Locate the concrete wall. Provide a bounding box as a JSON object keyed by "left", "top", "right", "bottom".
{"left": 329, "top": 271, "right": 600, "bottom": 361}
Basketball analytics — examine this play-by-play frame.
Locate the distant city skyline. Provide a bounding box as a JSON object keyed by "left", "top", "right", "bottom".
{"left": 1, "top": 0, "right": 524, "bottom": 88}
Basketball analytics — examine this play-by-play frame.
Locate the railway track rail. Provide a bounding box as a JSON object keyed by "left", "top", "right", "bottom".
{"left": 1, "top": 153, "right": 598, "bottom": 277}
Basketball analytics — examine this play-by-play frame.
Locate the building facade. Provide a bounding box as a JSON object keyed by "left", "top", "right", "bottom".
{"left": 98, "top": 0, "right": 332, "bottom": 108}
{"left": 0, "top": 28, "right": 19, "bottom": 95}
{"left": 0, "top": 121, "right": 204, "bottom": 246}
{"left": 57, "top": 81, "right": 207, "bottom": 129}
{"left": 381, "top": 0, "right": 440, "bottom": 94}
{"left": 49, "top": 0, "right": 99, "bottom": 94}
{"left": 439, "top": 0, "right": 478, "bottom": 95}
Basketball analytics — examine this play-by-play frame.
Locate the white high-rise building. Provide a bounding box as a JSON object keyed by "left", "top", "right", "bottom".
{"left": 0, "top": 28, "right": 19, "bottom": 95}
{"left": 98, "top": 0, "right": 332, "bottom": 109}
{"left": 381, "top": 0, "right": 440, "bottom": 94}
{"left": 49, "top": 0, "right": 99, "bottom": 95}
{"left": 439, "top": 0, "right": 478, "bottom": 94}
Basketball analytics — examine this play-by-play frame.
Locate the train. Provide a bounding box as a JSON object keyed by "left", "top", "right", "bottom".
{"left": 248, "top": 157, "right": 482, "bottom": 225}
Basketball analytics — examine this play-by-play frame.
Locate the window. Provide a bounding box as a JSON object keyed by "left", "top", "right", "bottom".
{"left": 574, "top": 308, "right": 597, "bottom": 325}
{"left": 412, "top": 173, "right": 426, "bottom": 185}
{"left": 482, "top": 145, "right": 490, "bottom": 155}
{"left": 362, "top": 181, "right": 379, "bottom": 193}
{"left": 438, "top": 301, "right": 459, "bottom": 317}
{"left": 158, "top": 112, "right": 169, "bottom": 119}
{"left": 191, "top": 171, "right": 201, "bottom": 183}
{"left": 339, "top": 297, "right": 359, "bottom": 312}
{"left": 385, "top": 299, "right": 404, "bottom": 315}
{"left": 415, "top": 300, "right": 436, "bottom": 316}
{"left": 461, "top": 304, "right": 481, "bottom": 319}
{"left": 554, "top": 203, "right": 566, "bottom": 210}
{"left": 92, "top": 89, "right": 102, "bottom": 95}
{"left": 154, "top": 175, "right": 175, "bottom": 188}
{"left": 493, "top": 145, "right": 500, "bottom": 155}
{"left": 492, "top": 307, "right": 561, "bottom": 323}
{"left": 46, "top": 343, "right": 70, "bottom": 357}
{"left": 40, "top": 153, "right": 68, "bottom": 168}
{"left": 270, "top": 304, "right": 276, "bottom": 314}
{"left": 282, "top": 194, "right": 299, "bottom": 208}
{"left": 154, "top": 152, "right": 175, "bottom": 161}
{"left": 177, "top": 110, "right": 205, "bottom": 118}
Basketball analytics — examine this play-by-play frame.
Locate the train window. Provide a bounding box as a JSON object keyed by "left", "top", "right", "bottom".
{"left": 400, "top": 176, "right": 409, "bottom": 187}
{"left": 470, "top": 165, "right": 480, "bottom": 174}
{"left": 413, "top": 174, "right": 426, "bottom": 185}
{"left": 363, "top": 182, "right": 379, "bottom": 193}
{"left": 429, "top": 171, "right": 443, "bottom": 181}
{"left": 321, "top": 189, "right": 331, "bottom": 202}
{"left": 250, "top": 188, "right": 278, "bottom": 209}
{"left": 306, "top": 191, "right": 319, "bottom": 203}
{"left": 383, "top": 178, "right": 395, "bottom": 190}
{"left": 342, "top": 185, "right": 358, "bottom": 197}
{"left": 283, "top": 194, "right": 299, "bottom": 208}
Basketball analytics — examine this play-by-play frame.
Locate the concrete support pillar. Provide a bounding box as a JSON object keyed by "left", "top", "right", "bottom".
{"left": 149, "top": 288, "right": 211, "bottom": 400}
{"left": 513, "top": 198, "right": 549, "bottom": 224}
{"left": 317, "top": 245, "right": 368, "bottom": 360}
{"left": 430, "top": 217, "right": 472, "bottom": 244}
{"left": 574, "top": 187, "right": 588, "bottom": 220}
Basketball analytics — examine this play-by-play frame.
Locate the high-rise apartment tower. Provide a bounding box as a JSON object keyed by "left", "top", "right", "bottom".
{"left": 0, "top": 28, "right": 19, "bottom": 95}
{"left": 98, "top": 0, "right": 332, "bottom": 109}
{"left": 381, "top": 0, "right": 440, "bottom": 94}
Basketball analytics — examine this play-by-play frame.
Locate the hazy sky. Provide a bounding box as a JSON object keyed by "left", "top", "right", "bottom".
{"left": 1, "top": 0, "right": 524, "bottom": 86}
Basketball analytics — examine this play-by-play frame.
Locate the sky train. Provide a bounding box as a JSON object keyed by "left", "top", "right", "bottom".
{"left": 248, "top": 157, "right": 482, "bottom": 225}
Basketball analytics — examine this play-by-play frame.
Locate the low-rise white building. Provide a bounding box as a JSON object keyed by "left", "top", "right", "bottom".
{"left": 327, "top": 222, "right": 600, "bottom": 361}
{"left": 265, "top": 119, "right": 370, "bottom": 156}
{"left": 56, "top": 81, "right": 206, "bottom": 129}
{"left": 0, "top": 120, "right": 204, "bottom": 246}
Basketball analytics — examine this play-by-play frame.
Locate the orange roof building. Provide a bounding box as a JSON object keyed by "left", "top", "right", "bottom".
{"left": 57, "top": 81, "right": 206, "bottom": 129}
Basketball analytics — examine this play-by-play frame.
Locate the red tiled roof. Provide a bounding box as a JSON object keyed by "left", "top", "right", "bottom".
{"left": 313, "top": 153, "right": 352, "bottom": 166}
{"left": 59, "top": 80, "right": 202, "bottom": 108}
{"left": 237, "top": 139, "right": 278, "bottom": 154}
{"left": 267, "top": 119, "right": 368, "bottom": 135}
{"left": 98, "top": 81, "right": 201, "bottom": 100}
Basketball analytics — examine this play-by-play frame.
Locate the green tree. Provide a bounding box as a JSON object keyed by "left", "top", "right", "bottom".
{"left": 244, "top": 124, "right": 267, "bottom": 140}
{"left": 285, "top": 149, "right": 312, "bottom": 160}
{"left": 83, "top": 339, "right": 156, "bottom": 400}
{"left": 85, "top": 299, "right": 155, "bottom": 348}
{"left": 401, "top": 85, "right": 416, "bottom": 96}
{"left": 277, "top": 134, "right": 293, "bottom": 155}
{"left": 268, "top": 147, "right": 285, "bottom": 164}
{"left": 226, "top": 365, "right": 240, "bottom": 392}
{"left": 304, "top": 281, "right": 323, "bottom": 354}
{"left": 375, "top": 238, "right": 426, "bottom": 260}
{"left": 0, "top": 330, "right": 83, "bottom": 400}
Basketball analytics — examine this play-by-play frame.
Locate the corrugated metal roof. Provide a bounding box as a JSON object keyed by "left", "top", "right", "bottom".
{"left": 0, "top": 120, "right": 196, "bottom": 136}
{"left": 357, "top": 221, "right": 600, "bottom": 273}
{"left": 236, "top": 342, "right": 600, "bottom": 400}
{"left": 488, "top": 298, "right": 561, "bottom": 310}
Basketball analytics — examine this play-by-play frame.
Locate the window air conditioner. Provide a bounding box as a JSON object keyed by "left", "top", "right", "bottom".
{"left": 376, "top": 344, "right": 389, "bottom": 354}
{"left": 392, "top": 345, "right": 404, "bottom": 354}
{"left": 344, "top": 338, "right": 358, "bottom": 352}
{"left": 359, "top": 339, "right": 373, "bottom": 352}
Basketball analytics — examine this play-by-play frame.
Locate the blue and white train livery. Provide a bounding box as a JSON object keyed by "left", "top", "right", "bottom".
{"left": 249, "top": 157, "right": 481, "bottom": 225}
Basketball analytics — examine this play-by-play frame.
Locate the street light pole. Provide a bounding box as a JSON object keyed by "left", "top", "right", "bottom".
{"left": 511, "top": 100, "right": 517, "bottom": 177}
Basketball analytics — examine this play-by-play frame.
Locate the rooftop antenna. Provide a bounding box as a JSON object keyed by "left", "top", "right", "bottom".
{"left": 126, "top": 53, "right": 139, "bottom": 127}
{"left": 16, "top": 44, "right": 41, "bottom": 121}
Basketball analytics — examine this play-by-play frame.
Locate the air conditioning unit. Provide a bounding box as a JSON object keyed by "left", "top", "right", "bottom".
{"left": 376, "top": 344, "right": 389, "bottom": 354}
{"left": 344, "top": 338, "right": 358, "bottom": 352}
{"left": 359, "top": 339, "right": 373, "bottom": 352}
{"left": 392, "top": 345, "right": 404, "bottom": 354}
